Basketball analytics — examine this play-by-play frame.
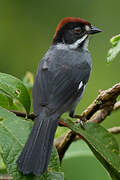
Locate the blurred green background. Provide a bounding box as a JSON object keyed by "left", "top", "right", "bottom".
{"left": 0, "top": 0, "right": 120, "bottom": 179}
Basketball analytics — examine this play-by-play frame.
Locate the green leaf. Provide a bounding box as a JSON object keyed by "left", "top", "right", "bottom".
{"left": 0, "top": 73, "right": 31, "bottom": 115}
{"left": 62, "top": 118, "right": 120, "bottom": 179}
{"left": 0, "top": 106, "right": 64, "bottom": 180}
{"left": 107, "top": 34, "right": 120, "bottom": 63}
{"left": 0, "top": 90, "right": 17, "bottom": 111}
{"left": 110, "top": 35, "right": 120, "bottom": 46}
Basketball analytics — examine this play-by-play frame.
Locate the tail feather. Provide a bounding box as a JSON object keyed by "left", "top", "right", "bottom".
{"left": 17, "top": 110, "right": 59, "bottom": 176}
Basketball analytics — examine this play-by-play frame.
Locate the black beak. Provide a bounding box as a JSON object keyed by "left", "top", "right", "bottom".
{"left": 87, "top": 25, "right": 102, "bottom": 35}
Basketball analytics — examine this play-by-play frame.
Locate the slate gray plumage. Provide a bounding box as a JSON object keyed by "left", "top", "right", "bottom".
{"left": 17, "top": 17, "right": 101, "bottom": 176}
{"left": 17, "top": 45, "right": 92, "bottom": 175}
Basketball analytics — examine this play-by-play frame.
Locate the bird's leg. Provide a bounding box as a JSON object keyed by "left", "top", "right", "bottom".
{"left": 69, "top": 111, "right": 87, "bottom": 129}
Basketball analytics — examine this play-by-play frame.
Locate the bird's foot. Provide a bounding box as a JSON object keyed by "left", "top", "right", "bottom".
{"left": 72, "top": 115, "right": 87, "bottom": 129}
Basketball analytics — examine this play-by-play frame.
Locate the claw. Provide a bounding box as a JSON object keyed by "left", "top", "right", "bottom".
{"left": 80, "top": 119, "right": 85, "bottom": 129}
{"left": 74, "top": 115, "right": 87, "bottom": 129}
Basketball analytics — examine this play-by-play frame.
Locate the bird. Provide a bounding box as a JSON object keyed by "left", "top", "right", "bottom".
{"left": 17, "top": 17, "right": 101, "bottom": 176}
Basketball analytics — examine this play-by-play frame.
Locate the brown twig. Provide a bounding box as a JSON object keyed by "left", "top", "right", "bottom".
{"left": 113, "top": 101, "right": 120, "bottom": 111}
{"left": 10, "top": 110, "right": 36, "bottom": 120}
{"left": 108, "top": 127, "right": 120, "bottom": 134}
{"left": 55, "top": 131, "right": 76, "bottom": 162}
{"left": 0, "top": 174, "right": 13, "bottom": 180}
{"left": 81, "top": 83, "right": 120, "bottom": 119}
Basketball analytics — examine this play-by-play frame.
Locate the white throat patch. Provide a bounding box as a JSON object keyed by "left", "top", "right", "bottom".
{"left": 83, "top": 38, "right": 89, "bottom": 51}
{"left": 56, "top": 34, "right": 88, "bottom": 51}
{"left": 68, "top": 34, "right": 88, "bottom": 49}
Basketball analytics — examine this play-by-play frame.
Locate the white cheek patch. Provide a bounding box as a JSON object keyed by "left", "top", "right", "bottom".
{"left": 68, "top": 34, "right": 88, "bottom": 49}
{"left": 78, "top": 81, "right": 83, "bottom": 90}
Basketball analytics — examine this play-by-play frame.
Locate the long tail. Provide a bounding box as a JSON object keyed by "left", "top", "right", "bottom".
{"left": 17, "top": 109, "right": 59, "bottom": 176}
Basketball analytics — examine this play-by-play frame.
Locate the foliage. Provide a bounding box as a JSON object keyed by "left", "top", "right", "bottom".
{"left": 107, "top": 34, "right": 120, "bottom": 62}
{"left": 0, "top": 73, "right": 31, "bottom": 115}
{"left": 62, "top": 118, "right": 120, "bottom": 180}
{"left": 0, "top": 95, "right": 63, "bottom": 179}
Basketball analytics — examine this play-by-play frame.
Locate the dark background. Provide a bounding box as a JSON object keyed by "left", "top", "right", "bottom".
{"left": 0, "top": 0, "right": 120, "bottom": 179}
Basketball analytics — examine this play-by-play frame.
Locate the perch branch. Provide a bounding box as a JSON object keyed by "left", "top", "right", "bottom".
{"left": 56, "top": 83, "right": 120, "bottom": 161}
{"left": 81, "top": 83, "right": 120, "bottom": 119}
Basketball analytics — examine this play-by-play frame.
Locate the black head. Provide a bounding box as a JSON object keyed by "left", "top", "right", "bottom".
{"left": 52, "top": 17, "right": 101, "bottom": 48}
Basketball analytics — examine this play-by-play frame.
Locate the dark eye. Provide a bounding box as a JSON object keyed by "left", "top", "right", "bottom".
{"left": 74, "top": 27, "right": 82, "bottom": 34}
